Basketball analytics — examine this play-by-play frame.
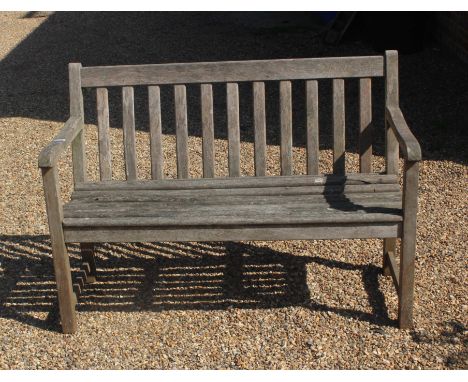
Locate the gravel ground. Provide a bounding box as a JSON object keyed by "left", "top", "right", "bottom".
{"left": 0, "top": 12, "right": 467, "bottom": 369}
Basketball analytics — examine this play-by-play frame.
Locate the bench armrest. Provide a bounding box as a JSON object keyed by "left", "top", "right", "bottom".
{"left": 385, "top": 106, "right": 422, "bottom": 162}
{"left": 38, "top": 116, "right": 83, "bottom": 168}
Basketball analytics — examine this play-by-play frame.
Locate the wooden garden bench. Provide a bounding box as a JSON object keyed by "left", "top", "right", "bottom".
{"left": 38, "top": 51, "right": 421, "bottom": 333}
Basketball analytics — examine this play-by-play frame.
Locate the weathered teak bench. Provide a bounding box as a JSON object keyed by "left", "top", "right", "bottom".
{"left": 38, "top": 51, "right": 421, "bottom": 333}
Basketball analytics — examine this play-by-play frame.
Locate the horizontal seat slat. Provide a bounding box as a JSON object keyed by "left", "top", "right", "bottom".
{"left": 64, "top": 223, "right": 401, "bottom": 243}
{"left": 64, "top": 200, "right": 402, "bottom": 218}
{"left": 63, "top": 209, "right": 402, "bottom": 228}
{"left": 74, "top": 174, "right": 398, "bottom": 191}
{"left": 71, "top": 184, "right": 401, "bottom": 201}
{"left": 80, "top": 56, "right": 384, "bottom": 87}
{"left": 67, "top": 192, "right": 402, "bottom": 206}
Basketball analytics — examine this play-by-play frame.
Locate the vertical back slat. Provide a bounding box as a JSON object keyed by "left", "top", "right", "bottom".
{"left": 174, "top": 84, "right": 189, "bottom": 179}
{"left": 122, "top": 86, "right": 137, "bottom": 180}
{"left": 385, "top": 50, "right": 399, "bottom": 175}
{"left": 201, "top": 84, "right": 215, "bottom": 178}
{"left": 333, "top": 79, "right": 345, "bottom": 175}
{"left": 359, "top": 78, "right": 373, "bottom": 173}
{"left": 69, "top": 63, "right": 86, "bottom": 184}
{"left": 306, "top": 80, "right": 319, "bottom": 175}
{"left": 227, "top": 83, "right": 240, "bottom": 177}
{"left": 148, "top": 86, "right": 163, "bottom": 179}
{"left": 280, "top": 81, "right": 293, "bottom": 176}
{"left": 253, "top": 82, "right": 266, "bottom": 177}
{"left": 96, "top": 88, "right": 112, "bottom": 180}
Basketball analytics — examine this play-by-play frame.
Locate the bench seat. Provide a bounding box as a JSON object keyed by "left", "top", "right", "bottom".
{"left": 63, "top": 174, "right": 402, "bottom": 243}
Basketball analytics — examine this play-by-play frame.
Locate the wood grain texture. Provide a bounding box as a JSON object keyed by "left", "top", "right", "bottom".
{"left": 122, "top": 86, "right": 137, "bottom": 180}
{"left": 65, "top": 223, "right": 400, "bottom": 243}
{"left": 333, "top": 79, "right": 345, "bottom": 175}
{"left": 75, "top": 173, "right": 399, "bottom": 191}
{"left": 67, "top": 193, "right": 402, "bottom": 210}
{"left": 385, "top": 50, "right": 399, "bottom": 174}
{"left": 306, "top": 80, "right": 319, "bottom": 175}
{"left": 359, "top": 78, "right": 372, "bottom": 173}
{"left": 280, "top": 81, "right": 293, "bottom": 176}
{"left": 64, "top": 175, "right": 403, "bottom": 227}
{"left": 80, "top": 56, "right": 385, "bottom": 87}
{"left": 97, "top": 88, "right": 112, "bottom": 180}
{"left": 63, "top": 209, "right": 402, "bottom": 227}
{"left": 201, "top": 84, "right": 215, "bottom": 178}
{"left": 69, "top": 63, "right": 86, "bottom": 184}
{"left": 41, "top": 167, "right": 77, "bottom": 333}
{"left": 227, "top": 83, "right": 240, "bottom": 177}
{"left": 253, "top": 82, "right": 266, "bottom": 176}
{"left": 386, "top": 106, "right": 422, "bottom": 161}
{"left": 383, "top": 237, "right": 396, "bottom": 276}
{"left": 398, "top": 160, "right": 419, "bottom": 329}
{"left": 384, "top": 247, "right": 400, "bottom": 292}
{"left": 174, "top": 85, "right": 189, "bottom": 179}
{"left": 38, "top": 117, "right": 83, "bottom": 168}
{"left": 73, "top": 184, "right": 401, "bottom": 201}
{"left": 148, "top": 86, "right": 164, "bottom": 179}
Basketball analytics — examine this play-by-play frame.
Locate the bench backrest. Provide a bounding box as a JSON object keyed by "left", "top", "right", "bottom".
{"left": 70, "top": 51, "right": 398, "bottom": 182}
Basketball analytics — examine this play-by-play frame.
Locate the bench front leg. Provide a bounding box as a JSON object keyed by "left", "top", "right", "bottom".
{"left": 42, "top": 166, "right": 77, "bottom": 333}
{"left": 398, "top": 160, "right": 419, "bottom": 329}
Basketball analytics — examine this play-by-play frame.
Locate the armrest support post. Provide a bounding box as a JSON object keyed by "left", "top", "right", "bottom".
{"left": 386, "top": 106, "right": 422, "bottom": 162}
{"left": 69, "top": 63, "right": 86, "bottom": 184}
{"left": 385, "top": 50, "right": 400, "bottom": 175}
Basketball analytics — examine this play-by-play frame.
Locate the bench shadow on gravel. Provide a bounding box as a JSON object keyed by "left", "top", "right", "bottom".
{"left": 0, "top": 235, "right": 394, "bottom": 332}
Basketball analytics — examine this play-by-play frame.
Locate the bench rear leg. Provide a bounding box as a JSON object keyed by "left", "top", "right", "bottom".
{"left": 80, "top": 243, "right": 97, "bottom": 283}
{"left": 382, "top": 238, "right": 396, "bottom": 276}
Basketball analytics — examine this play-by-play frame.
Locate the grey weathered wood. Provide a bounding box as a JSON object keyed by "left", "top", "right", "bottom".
{"left": 253, "top": 82, "right": 266, "bottom": 176}
{"left": 280, "top": 81, "right": 293, "bottom": 176}
{"left": 227, "top": 83, "right": 240, "bottom": 177}
{"left": 69, "top": 63, "right": 86, "bottom": 184}
{"left": 80, "top": 243, "right": 97, "bottom": 283}
{"left": 174, "top": 85, "right": 189, "bottom": 179}
{"left": 38, "top": 117, "right": 83, "bottom": 168}
{"left": 75, "top": 173, "right": 398, "bottom": 191}
{"left": 386, "top": 106, "right": 422, "bottom": 161}
{"left": 63, "top": 200, "right": 402, "bottom": 225}
{"left": 306, "top": 80, "right": 319, "bottom": 175}
{"left": 67, "top": 192, "right": 402, "bottom": 210}
{"left": 96, "top": 88, "right": 112, "bottom": 181}
{"left": 333, "top": 79, "right": 346, "bottom": 175}
{"left": 384, "top": 247, "right": 400, "bottom": 292}
{"left": 64, "top": 223, "right": 401, "bottom": 243}
{"left": 41, "top": 167, "right": 77, "bottom": 333}
{"left": 80, "top": 56, "right": 385, "bottom": 87}
{"left": 40, "top": 53, "right": 423, "bottom": 333}
{"left": 383, "top": 237, "right": 396, "bottom": 276}
{"left": 72, "top": 183, "right": 401, "bottom": 201}
{"left": 201, "top": 84, "right": 215, "bottom": 178}
{"left": 122, "top": 86, "right": 137, "bottom": 180}
{"left": 359, "top": 78, "right": 372, "bottom": 173}
{"left": 148, "top": 85, "right": 164, "bottom": 179}
{"left": 385, "top": 50, "right": 399, "bottom": 175}
{"left": 398, "top": 160, "right": 419, "bottom": 329}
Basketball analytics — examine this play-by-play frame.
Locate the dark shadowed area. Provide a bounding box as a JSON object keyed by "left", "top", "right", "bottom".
{"left": 0, "top": 12, "right": 466, "bottom": 163}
